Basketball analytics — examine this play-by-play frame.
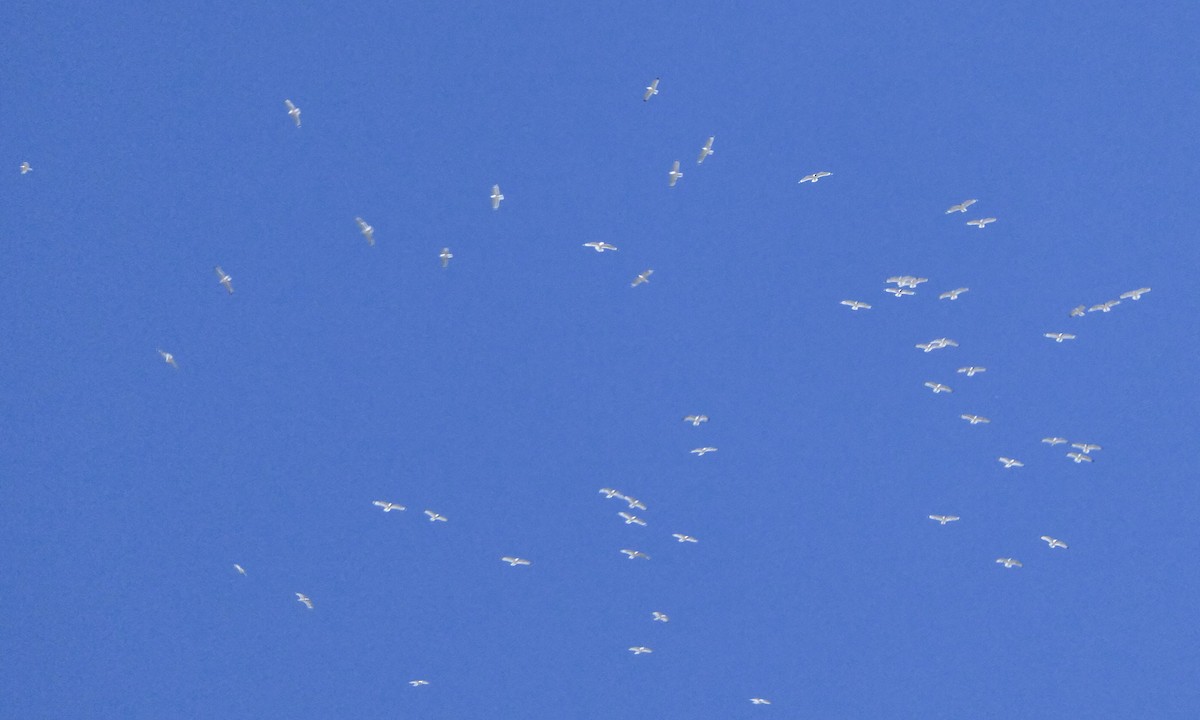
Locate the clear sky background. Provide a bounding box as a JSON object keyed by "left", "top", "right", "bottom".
{"left": 3, "top": 1, "right": 1198, "bottom": 718}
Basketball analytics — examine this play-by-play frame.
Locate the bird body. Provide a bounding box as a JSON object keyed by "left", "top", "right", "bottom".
{"left": 284, "top": 99, "right": 301, "bottom": 127}
{"left": 929, "top": 515, "right": 960, "bottom": 525}
{"left": 668, "top": 160, "right": 683, "bottom": 187}
{"left": 629, "top": 646, "right": 653, "bottom": 654}
{"left": 621, "top": 549, "right": 650, "bottom": 560}
{"left": 631, "top": 269, "right": 653, "bottom": 287}
{"left": 1070, "top": 305, "right": 1086, "bottom": 317}
{"left": 296, "top": 593, "right": 314, "bottom": 609}
{"left": 214, "top": 266, "right": 234, "bottom": 294}
{"left": 1119, "top": 287, "right": 1151, "bottom": 301}
{"left": 652, "top": 611, "right": 669, "bottom": 622}
{"left": 355, "top": 217, "right": 375, "bottom": 246}
{"left": 939, "top": 287, "right": 969, "bottom": 300}
{"left": 624, "top": 496, "right": 646, "bottom": 511}
{"left": 1066, "top": 452, "right": 1093, "bottom": 463}
{"left": 600, "top": 488, "right": 624, "bottom": 499}
{"left": 19, "top": 161, "right": 32, "bottom": 174}
{"left": 1071, "top": 442, "right": 1102, "bottom": 454}
{"left": 924, "top": 381, "right": 952, "bottom": 394}
{"left": 683, "top": 414, "right": 709, "bottom": 426}
{"left": 1041, "top": 536, "right": 1068, "bottom": 549}
{"left": 1044, "top": 332, "right": 1076, "bottom": 342}
{"left": 501, "top": 556, "right": 531, "bottom": 566}
{"left": 1042, "top": 437, "right": 1068, "bottom": 446}
{"left": 672, "top": 533, "right": 698, "bottom": 543}
{"left": 643, "top": 78, "right": 660, "bottom": 102}
{"left": 998, "top": 457, "right": 1024, "bottom": 468}
{"left": 424, "top": 510, "right": 447, "bottom": 522}
{"left": 373, "top": 500, "right": 406, "bottom": 512}
{"left": 583, "top": 241, "right": 618, "bottom": 253}
{"left": 996, "top": 558, "right": 1022, "bottom": 568}
{"left": 690, "top": 447, "right": 717, "bottom": 456}
{"left": 750, "top": 698, "right": 772, "bottom": 705}
{"left": 957, "top": 366, "right": 985, "bottom": 377}
{"left": 440, "top": 248, "right": 453, "bottom": 267}
{"left": 234, "top": 564, "right": 246, "bottom": 575}
{"left": 966, "top": 217, "right": 997, "bottom": 229}
{"left": 697, "top": 136, "right": 715, "bottom": 164}
{"left": 945, "top": 199, "right": 977, "bottom": 214}
{"left": 798, "top": 171, "right": 832, "bottom": 183}
{"left": 961, "top": 414, "right": 990, "bottom": 425}
{"left": 1089, "top": 301, "right": 1120, "bottom": 313}
{"left": 157, "top": 349, "right": 178, "bottom": 369}
{"left": 840, "top": 300, "right": 872, "bottom": 310}
{"left": 619, "top": 511, "right": 647, "bottom": 526}
{"left": 490, "top": 185, "right": 504, "bottom": 210}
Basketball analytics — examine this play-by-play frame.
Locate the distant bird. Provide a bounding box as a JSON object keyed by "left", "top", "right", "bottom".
{"left": 631, "top": 269, "right": 654, "bottom": 287}
{"left": 1041, "top": 536, "right": 1068, "bottom": 549}
{"left": 355, "top": 217, "right": 375, "bottom": 246}
{"left": 1071, "top": 442, "right": 1102, "bottom": 454}
{"left": 840, "top": 300, "right": 872, "bottom": 310}
{"left": 798, "top": 171, "right": 832, "bottom": 183}
{"left": 284, "top": 99, "right": 301, "bottom": 127}
{"left": 409, "top": 680, "right": 429, "bottom": 687}
{"left": 157, "top": 349, "right": 178, "bottom": 369}
{"left": 629, "top": 646, "right": 653, "bottom": 655}
{"left": 652, "top": 611, "right": 669, "bottom": 622}
{"left": 600, "top": 488, "right": 624, "bottom": 499}
{"left": 19, "top": 161, "right": 32, "bottom": 174}
{"left": 750, "top": 698, "right": 772, "bottom": 705}
{"left": 672, "top": 533, "right": 698, "bottom": 543}
{"left": 960, "top": 414, "right": 990, "bottom": 425}
{"left": 924, "top": 382, "right": 953, "bottom": 394}
{"left": 1089, "top": 300, "right": 1120, "bottom": 313}
{"left": 234, "top": 564, "right": 246, "bottom": 575}
{"left": 1066, "top": 452, "right": 1093, "bottom": 464}
{"left": 957, "top": 366, "right": 985, "bottom": 377}
{"left": 1042, "top": 437, "right": 1068, "bottom": 446}
{"left": 213, "top": 266, "right": 234, "bottom": 294}
{"left": 684, "top": 414, "right": 709, "bottom": 427}
{"left": 643, "top": 77, "right": 660, "bottom": 102}
{"left": 886, "top": 276, "right": 928, "bottom": 289}
{"left": 624, "top": 496, "right": 646, "bottom": 511}
{"left": 619, "top": 512, "right": 647, "bottom": 526}
{"left": 885, "top": 287, "right": 915, "bottom": 297}
{"left": 697, "top": 136, "right": 715, "bottom": 164}
{"left": 691, "top": 447, "right": 717, "bottom": 456}
{"left": 440, "top": 247, "right": 453, "bottom": 268}
{"left": 945, "top": 199, "right": 977, "bottom": 214}
{"left": 1044, "top": 332, "right": 1076, "bottom": 343}
{"left": 1119, "top": 287, "right": 1151, "bottom": 301}
{"left": 939, "top": 287, "right": 969, "bottom": 300}
{"left": 372, "top": 500, "right": 406, "bottom": 512}
{"left": 995, "top": 558, "right": 1023, "bottom": 569}
{"left": 490, "top": 184, "right": 504, "bottom": 210}
{"left": 929, "top": 515, "right": 960, "bottom": 525}
{"left": 295, "top": 593, "right": 314, "bottom": 609}
{"left": 998, "top": 457, "right": 1024, "bottom": 468}
{"left": 668, "top": 160, "right": 684, "bottom": 187}
{"left": 966, "top": 217, "right": 997, "bottom": 229}
{"left": 583, "top": 241, "right": 618, "bottom": 253}
{"left": 621, "top": 549, "right": 650, "bottom": 560}
{"left": 933, "top": 338, "right": 959, "bottom": 348}
{"left": 501, "top": 556, "right": 531, "bottom": 566}
{"left": 1070, "top": 305, "right": 1086, "bottom": 317}
{"left": 423, "top": 510, "right": 448, "bottom": 522}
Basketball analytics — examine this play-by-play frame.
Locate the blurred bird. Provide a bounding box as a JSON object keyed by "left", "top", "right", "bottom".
{"left": 957, "top": 366, "right": 985, "bottom": 377}
{"left": 683, "top": 414, "right": 709, "bottom": 427}
{"left": 1089, "top": 300, "right": 1120, "bottom": 313}
{"left": 234, "top": 564, "right": 246, "bottom": 576}
{"left": 296, "top": 593, "right": 314, "bottom": 609}
{"left": 501, "top": 556, "right": 531, "bottom": 566}
{"left": 798, "top": 171, "right": 832, "bottom": 183}
{"left": 213, "top": 266, "right": 234, "bottom": 294}
{"left": 998, "top": 457, "right": 1024, "bottom": 468}
{"left": 924, "top": 382, "right": 952, "bottom": 394}
{"left": 618, "top": 512, "right": 647, "bottom": 526}
{"left": 672, "top": 533, "right": 698, "bottom": 543}
{"left": 643, "top": 77, "right": 660, "bottom": 102}
{"left": 284, "top": 99, "right": 301, "bottom": 127}
{"left": 1071, "top": 442, "right": 1102, "bottom": 454}
{"left": 939, "top": 287, "right": 969, "bottom": 300}
{"left": 19, "top": 161, "right": 32, "bottom": 174}
{"left": 690, "top": 447, "right": 717, "bottom": 456}
{"left": 583, "top": 241, "right": 618, "bottom": 253}
{"left": 1119, "top": 287, "right": 1151, "bottom": 301}
{"left": 424, "top": 510, "right": 447, "bottom": 522}
{"left": 629, "top": 646, "right": 653, "bottom": 655}
{"left": 840, "top": 300, "right": 872, "bottom": 310}
{"left": 668, "top": 160, "right": 683, "bottom": 187}
{"left": 1066, "top": 452, "right": 1093, "bottom": 464}
{"left": 621, "top": 549, "right": 650, "bottom": 560}
{"left": 440, "top": 247, "right": 453, "bottom": 268}
{"left": 490, "top": 184, "right": 504, "bottom": 210}
{"left": 966, "top": 217, "right": 996, "bottom": 229}
{"left": 652, "top": 611, "right": 669, "bottom": 622}
{"left": 1041, "top": 536, "right": 1068, "bottom": 549}
{"left": 961, "top": 414, "right": 990, "bottom": 425}
{"left": 355, "top": 217, "right": 375, "bottom": 246}
{"left": 157, "top": 349, "right": 178, "bottom": 369}
{"left": 1042, "top": 437, "right": 1068, "bottom": 446}
{"left": 373, "top": 501, "right": 406, "bottom": 512}
{"left": 1070, "top": 305, "right": 1086, "bottom": 317}
{"left": 1044, "top": 332, "right": 1076, "bottom": 342}
{"left": 631, "top": 269, "right": 653, "bottom": 287}
{"left": 945, "top": 199, "right": 977, "bottom": 213}
{"left": 409, "top": 680, "right": 429, "bottom": 687}
{"left": 697, "top": 136, "right": 715, "bottom": 164}
{"left": 996, "top": 558, "right": 1022, "bottom": 568}
{"left": 929, "top": 515, "right": 960, "bottom": 525}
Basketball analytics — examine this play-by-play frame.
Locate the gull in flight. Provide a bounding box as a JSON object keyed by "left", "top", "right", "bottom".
{"left": 998, "top": 457, "right": 1024, "bottom": 468}
{"left": 19, "top": 161, "right": 32, "bottom": 174}
{"left": 841, "top": 300, "right": 872, "bottom": 310}
{"left": 490, "top": 185, "right": 504, "bottom": 210}
{"left": 629, "top": 646, "right": 653, "bottom": 655}
{"left": 668, "top": 160, "right": 683, "bottom": 187}
{"left": 924, "top": 382, "right": 953, "bottom": 394}
{"left": 697, "top": 136, "right": 715, "bottom": 164}
{"left": 621, "top": 549, "right": 650, "bottom": 560}
{"left": 440, "top": 247, "right": 453, "bottom": 268}
{"left": 423, "top": 510, "right": 448, "bottom": 522}
{"left": 213, "top": 266, "right": 234, "bottom": 294}
{"left": 1044, "top": 332, "right": 1076, "bottom": 343}
{"left": 1042, "top": 437, "right": 1068, "bottom": 446}
{"left": 939, "top": 287, "right": 969, "bottom": 300}
{"left": 157, "top": 349, "right": 178, "bottom": 369}
{"left": 1089, "top": 300, "right": 1120, "bottom": 313}
{"left": 798, "top": 171, "right": 832, "bottom": 183}
{"left": 1070, "top": 305, "right": 1086, "bottom": 317}
{"left": 885, "top": 287, "right": 915, "bottom": 298}
{"left": 295, "top": 593, "right": 314, "bottom": 609}
{"left": 583, "top": 241, "right": 618, "bottom": 253}
{"left": 643, "top": 77, "right": 660, "bottom": 102}
{"left": 618, "top": 512, "right": 647, "bottom": 526}
{"left": 966, "top": 217, "right": 997, "bottom": 229}
{"left": 916, "top": 338, "right": 957, "bottom": 352}
{"left": 284, "top": 99, "right": 301, "bottom": 127}
{"left": 1066, "top": 452, "right": 1093, "bottom": 463}
{"left": 1071, "top": 442, "right": 1102, "bottom": 454}
{"left": 929, "top": 515, "right": 960, "bottom": 525}
{"left": 996, "top": 558, "right": 1023, "bottom": 569}
{"left": 691, "top": 447, "right": 717, "bottom": 456}
{"left": 624, "top": 496, "right": 646, "bottom": 511}
{"left": 960, "top": 414, "right": 990, "bottom": 425}
{"left": 945, "top": 199, "right": 977, "bottom": 214}
{"left": 631, "top": 269, "right": 654, "bottom": 287}
{"left": 501, "top": 556, "right": 531, "bottom": 566}
{"left": 684, "top": 414, "right": 709, "bottom": 427}
{"left": 1119, "top": 287, "right": 1151, "bottom": 301}
{"left": 652, "top": 611, "right": 669, "bottom": 622}
{"left": 957, "top": 366, "right": 985, "bottom": 377}
{"left": 750, "top": 698, "right": 772, "bottom": 705}
{"left": 355, "top": 217, "right": 375, "bottom": 246}
{"left": 372, "top": 500, "right": 406, "bottom": 512}
{"left": 672, "top": 533, "right": 698, "bottom": 543}
{"left": 1041, "top": 536, "right": 1069, "bottom": 549}
{"left": 887, "top": 276, "right": 928, "bottom": 289}
{"left": 600, "top": 488, "right": 624, "bottom": 499}
{"left": 409, "top": 680, "right": 429, "bottom": 687}
{"left": 234, "top": 564, "right": 246, "bottom": 575}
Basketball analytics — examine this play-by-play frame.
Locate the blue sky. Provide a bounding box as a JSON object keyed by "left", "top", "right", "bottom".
{"left": 3, "top": 1, "right": 1199, "bottom": 718}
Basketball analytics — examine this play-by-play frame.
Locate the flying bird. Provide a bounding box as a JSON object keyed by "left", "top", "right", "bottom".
{"left": 798, "top": 171, "right": 832, "bottom": 183}
{"left": 643, "top": 77, "right": 660, "bottom": 102}
{"left": 1041, "top": 536, "right": 1068, "bottom": 549}
{"left": 284, "top": 99, "right": 301, "bottom": 127}
{"left": 631, "top": 269, "right": 654, "bottom": 287}
{"left": 924, "top": 382, "right": 953, "bottom": 394}
{"left": 234, "top": 564, "right": 246, "bottom": 575}
{"left": 624, "top": 496, "right": 646, "bottom": 511}
{"left": 998, "top": 457, "right": 1024, "bottom": 468}
{"left": 668, "top": 160, "right": 683, "bottom": 187}
{"left": 355, "top": 217, "right": 375, "bottom": 246}
{"left": 966, "top": 217, "right": 997, "bottom": 229}
{"left": 1119, "top": 287, "right": 1151, "bottom": 301}
{"left": 599, "top": 488, "right": 624, "bottom": 499}
{"left": 621, "top": 549, "right": 650, "bottom": 560}
{"left": 629, "top": 646, "right": 653, "bottom": 655}
{"left": 672, "top": 533, "right": 698, "bottom": 543}
{"left": 157, "top": 349, "right": 178, "bottom": 369}
{"left": 691, "top": 447, "right": 717, "bottom": 456}
{"left": 423, "top": 510, "right": 447, "bottom": 522}
{"left": 490, "top": 185, "right": 504, "bottom": 210}
{"left": 683, "top": 414, "right": 709, "bottom": 427}
{"left": 945, "top": 199, "right": 977, "bottom": 214}
{"left": 409, "top": 680, "right": 429, "bottom": 687}
{"left": 440, "top": 247, "right": 453, "bottom": 268}
{"left": 583, "top": 241, "right": 618, "bottom": 253}
{"left": 933, "top": 338, "right": 959, "bottom": 348}
{"left": 295, "top": 593, "right": 314, "bottom": 609}
{"left": 957, "top": 366, "right": 985, "bottom": 377}
{"left": 501, "top": 556, "right": 531, "bottom": 566}
{"left": 960, "top": 414, "right": 990, "bottom": 425}
{"left": 697, "top": 136, "right": 715, "bottom": 164}
{"left": 1089, "top": 300, "right": 1120, "bottom": 313}
{"left": 1042, "top": 437, "right": 1068, "bottom": 446}
{"left": 841, "top": 300, "right": 872, "bottom": 310}
{"left": 1066, "top": 452, "right": 1093, "bottom": 464}
{"left": 618, "top": 512, "right": 647, "bottom": 526}
{"left": 652, "top": 611, "right": 669, "bottom": 622}
{"left": 1071, "top": 442, "right": 1102, "bottom": 454}
{"left": 1070, "top": 305, "right": 1086, "bottom": 317}
{"left": 885, "top": 287, "right": 915, "bottom": 297}
{"left": 19, "top": 161, "right": 32, "bottom": 174}
{"left": 996, "top": 558, "right": 1023, "bottom": 569}
{"left": 213, "top": 266, "right": 234, "bottom": 294}
{"left": 372, "top": 501, "right": 406, "bottom": 512}
{"left": 939, "top": 288, "right": 969, "bottom": 300}
{"left": 887, "top": 276, "right": 928, "bottom": 288}
{"left": 1044, "top": 332, "right": 1076, "bottom": 342}
{"left": 929, "top": 515, "right": 960, "bottom": 525}
{"left": 750, "top": 698, "right": 772, "bottom": 705}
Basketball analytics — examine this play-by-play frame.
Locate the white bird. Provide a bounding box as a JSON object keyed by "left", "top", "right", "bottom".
{"left": 631, "top": 269, "right": 654, "bottom": 287}
{"left": 621, "top": 549, "right": 650, "bottom": 560}
{"left": 373, "top": 500, "right": 406, "bottom": 512}
{"left": 841, "top": 300, "right": 872, "bottom": 311}
{"left": 960, "top": 414, "right": 990, "bottom": 425}
{"left": 1044, "top": 332, "right": 1076, "bottom": 342}
{"left": 933, "top": 338, "right": 959, "bottom": 348}
{"left": 355, "top": 217, "right": 375, "bottom": 246}
{"left": 624, "top": 496, "right": 647, "bottom": 511}
{"left": 440, "top": 247, "right": 453, "bottom": 268}
{"left": 939, "top": 287, "right": 969, "bottom": 300}
{"left": 1071, "top": 442, "right": 1102, "bottom": 454}
{"left": 619, "top": 511, "right": 647, "bottom": 526}
{"left": 672, "top": 533, "right": 698, "bottom": 543}
{"left": 583, "top": 241, "right": 618, "bottom": 253}
{"left": 501, "top": 556, "right": 531, "bottom": 566}
{"left": 1066, "top": 452, "right": 1093, "bottom": 464}
{"left": 885, "top": 287, "right": 915, "bottom": 297}
{"left": 284, "top": 99, "right": 301, "bottom": 127}
{"left": 423, "top": 510, "right": 447, "bottom": 522}
{"left": 213, "top": 266, "right": 234, "bottom": 294}
{"left": 998, "top": 457, "right": 1024, "bottom": 468}
{"left": 966, "top": 217, "right": 997, "bottom": 229}
{"left": 996, "top": 558, "right": 1023, "bottom": 569}
{"left": 409, "top": 680, "right": 429, "bottom": 687}
{"left": 750, "top": 698, "right": 772, "bottom": 705}
{"left": 1119, "top": 287, "right": 1151, "bottom": 301}
{"left": 691, "top": 447, "right": 717, "bottom": 456}
{"left": 886, "top": 276, "right": 929, "bottom": 289}
{"left": 1042, "top": 437, "right": 1068, "bottom": 446}
{"left": 1089, "top": 300, "right": 1120, "bottom": 313}
{"left": 798, "top": 171, "right": 832, "bottom": 183}
{"left": 697, "top": 136, "right": 715, "bottom": 164}
{"left": 234, "top": 564, "right": 246, "bottom": 575}
{"left": 928, "top": 515, "right": 960, "bottom": 525}
{"left": 684, "top": 414, "right": 709, "bottom": 427}
{"left": 1070, "top": 305, "right": 1086, "bottom": 317}
{"left": 157, "top": 349, "right": 178, "bottom": 369}
{"left": 599, "top": 488, "right": 624, "bottom": 499}
{"left": 629, "top": 646, "right": 653, "bottom": 655}
{"left": 1041, "top": 536, "right": 1068, "bottom": 549}
{"left": 924, "top": 381, "right": 953, "bottom": 394}
{"left": 668, "top": 160, "right": 683, "bottom": 187}
{"left": 652, "top": 611, "right": 669, "bottom": 622}
{"left": 957, "top": 366, "right": 985, "bottom": 377}
{"left": 945, "top": 199, "right": 977, "bottom": 214}
{"left": 643, "top": 77, "right": 660, "bottom": 102}
{"left": 295, "top": 593, "right": 314, "bottom": 609}
{"left": 490, "top": 184, "right": 504, "bottom": 210}
{"left": 19, "top": 161, "right": 32, "bottom": 174}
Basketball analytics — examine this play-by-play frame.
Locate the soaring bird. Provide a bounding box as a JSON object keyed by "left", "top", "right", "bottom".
{"left": 1089, "top": 300, "right": 1120, "bottom": 313}
{"left": 1071, "top": 442, "right": 1102, "bottom": 454}
{"left": 672, "top": 533, "right": 698, "bottom": 543}
{"left": 284, "top": 99, "right": 301, "bottom": 127}
{"left": 1070, "top": 305, "right": 1086, "bottom": 317}
{"left": 668, "top": 160, "right": 684, "bottom": 187}
{"left": 372, "top": 501, "right": 406, "bottom": 512}
{"left": 501, "top": 556, "right": 531, "bottom": 566}
{"left": 213, "top": 266, "right": 234, "bottom": 294}
{"left": 624, "top": 496, "right": 646, "bottom": 511}
{"left": 690, "top": 447, "right": 717, "bottom": 456}
{"left": 1119, "top": 287, "right": 1151, "bottom": 301}
{"left": 995, "top": 558, "right": 1022, "bottom": 569}
{"left": 629, "top": 646, "right": 653, "bottom": 655}
{"left": 1041, "top": 536, "right": 1068, "bottom": 549}
{"left": 583, "top": 241, "right": 618, "bottom": 253}
{"left": 631, "top": 269, "right": 654, "bottom": 287}
{"left": 697, "top": 136, "right": 715, "bottom": 164}
{"left": 750, "top": 698, "right": 772, "bottom": 705}
{"left": 684, "top": 414, "right": 709, "bottom": 427}
{"left": 409, "top": 680, "right": 429, "bottom": 687}
{"left": 933, "top": 338, "right": 960, "bottom": 348}
{"left": 966, "top": 217, "right": 996, "bottom": 229}
{"left": 618, "top": 512, "right": 647, "bottom": 526}
{"left": 652, "top": 611, "right": 669, "bottom": 622}
{"left": 490, "top": 185, "right": 504, "bottom": 210}
{"left": 1066, "top": 452, "right": 1093, "bottom": 464}
{"left": 945, "top": 199, "right": 977, "bottom": 214}
{"left": 440, "top": 247, "right": 453, "bottom": 268}
{"left": 885, "top": 287, "right": 915, "bottom": 297}
{"left": 19, "top": 161, "right": 32, "bottom": 174}
{"left": 1042, "top": 437, "right": 1068, "bottom": 446}
{"left": 621, "top": 549, "right": 650, "bottom": 560}
{"left": 423, "top": 510, "right": 448, "bottom": 522}
{"left": 1044, "top": 332, "right": 1076, "bottom": 342}
{"left": 295, "top": 593, "right": 314, "bottom": 609}
{"left": 841, "top": 300, "right": 872, "bottom": 310}
{"left": 939, "top": 287, "right": 969, "bottom": 300}
{"left": 924, "top": 382, "right": 952, "bottom": 394}
{"left": 960, "top": 414, "right": 990, "bottom": 425}
{"left": 798, "top": 171, "right": 832, "bottom": 183}
{"left": 886, "top": 276, "right": 927, "bottom": 288}
{"left": 998, "top": 457, "right": 1024, "bottom": 468}
{"left": 599, "top": 488, "right": 624, "bottom": 499}
{"left": 957, "top": 366, "right": 985, "bottom": 377}
{"left": 157, "top": 349, "right": 178, "bottom": 369}
{"left": 643, "top": 78, "right": 660, "bottom": 102}
{"left": 234, "top": 564, "right": 246, "bottom": 575}
{"left": 355, "top": 217, "right": 375, "bottom": 246}
{"left": 929, "top": 515, "right": 960, "bottom": 525}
